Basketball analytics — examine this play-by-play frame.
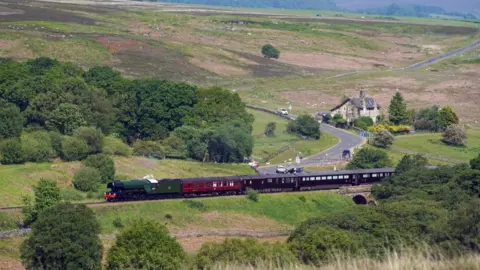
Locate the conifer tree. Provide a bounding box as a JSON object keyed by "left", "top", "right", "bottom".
{"left": 388, "top": 92, "right": 409, "bottom": 125}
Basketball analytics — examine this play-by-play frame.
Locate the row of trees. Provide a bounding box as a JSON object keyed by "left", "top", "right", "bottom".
{"left": 0, "top": 58, "right": 254, "bottom": 163}
{"left": 19, "top": 150, "right": 480, "bottom": 268}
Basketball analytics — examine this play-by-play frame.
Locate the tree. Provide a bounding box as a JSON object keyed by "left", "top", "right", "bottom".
{"left": 82, "top": 154, "right": 115, "bottom": 183}
{"left": 261, "top": 44, "right": 280, "bottom": 59}
{"left": 83, "top": 66, "right": 122, "bottom": 95}
{"left": 288, "top": 115, "right": 320, "bottom": 139}
{"left": 264, "top": 122, "right": 276, "bottom": 137}
{"left": 22, "top": 179, "right": 61, "bottom": 226}
{"left": 73, "top": 126, "right": 104, "bottom": 154}
{"left": 46, "top": 103, "right": 86, "bottom": 135}
{"left": 354, "top": 116, "right": 374, "bottom": 130}
{"left": 388, "top": 92, "right": 409, "bottom": 125}
{"left": 73, "top": 166, "right": 102, "bottom": 192}
{"left": 396, "top": 154, "right": 428, "bottom": 173}
{"left": 442, "top": 124, "right": 467, "bottom": 146}
{"left": 346, "top": 148, "right": 391, "bottom": 169}
{"left": 60, "top": 136, "right": 90, "bottom": 161}
{"left": 20, "top": 203, "right": 102, "bottom": 270}
{"left": 0, "top": 99, "right": 23, "bottom": 139}
{"left": 371, "top": 130, "right": 394, "bottom": 149}
{"left": 438, "top": 106, "right": 459, "bottom": 131}
{"left": 413, "top": 106, "right": 440, "bottom": 132}
{"left": 0, "top": 138, "right": 25, "bottom": 165}
{"left": 471, "top": 154, "right": 480, "bottom": 170}
{"left": 107, "top": 219, "right": 185, "bottom": 270}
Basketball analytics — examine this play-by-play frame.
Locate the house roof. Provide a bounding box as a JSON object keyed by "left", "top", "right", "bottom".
{"left": 330, "top": 97, "right": 381, "bottom": 112}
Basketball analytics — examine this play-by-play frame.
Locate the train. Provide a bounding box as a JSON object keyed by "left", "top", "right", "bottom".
{"left": 104, "top": 168, "right": 396, "bottom": 202}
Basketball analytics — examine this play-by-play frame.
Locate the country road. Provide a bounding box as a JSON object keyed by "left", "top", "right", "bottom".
{"left": 328, "top": 38, "right": 480, "bottom": 79}
{"left": 257, "top": 114, "right": 365, "bottom": 175}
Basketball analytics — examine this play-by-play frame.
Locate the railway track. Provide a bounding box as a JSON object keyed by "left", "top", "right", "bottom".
{"left": 0, "top": 183, "right": 375, "bottom": 213}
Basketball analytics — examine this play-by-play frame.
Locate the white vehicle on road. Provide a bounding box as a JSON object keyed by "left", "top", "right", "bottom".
{"left": 277, "top": 108, "right": 289, "bottom": 115}
{"left": 276, "top": 165, "right": 287, "bottom": 173}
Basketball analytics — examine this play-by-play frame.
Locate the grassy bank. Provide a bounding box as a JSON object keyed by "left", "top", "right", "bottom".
{"left": 0, "top": 157, "right": 255, "bottom": 207}
{"left": 93, "top": 191, "right": 352, "bottom": 233}
{"left": 248, "top": 109, "right": 338, "bottom": 164}
{"left": 391, "top": 130, "right": 480, "bottom": 162}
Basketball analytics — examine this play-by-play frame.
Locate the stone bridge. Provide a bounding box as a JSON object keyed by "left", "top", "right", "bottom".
{"left": 338, "top": 185, "right": 377, "bottom": 205}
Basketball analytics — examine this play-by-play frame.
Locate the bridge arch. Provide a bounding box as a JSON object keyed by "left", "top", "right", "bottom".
{"left": 352, "top": 194, "right": 368, "bottom": 205}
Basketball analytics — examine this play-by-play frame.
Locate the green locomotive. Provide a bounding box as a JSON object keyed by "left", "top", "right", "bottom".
{"left": 104, "top": 176, "right": 181, "bottom": 201}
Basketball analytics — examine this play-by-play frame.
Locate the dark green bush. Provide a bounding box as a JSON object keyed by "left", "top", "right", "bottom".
{"left": 107, "top": 219, "right": 185, "bottom": 270}
{"left": 60, "top": 136, "right": 89, "bottom": 161}
{"left": 195, "top": 238, "right": 296, "bottom": 269}
{"left": 21, "top": 131, "right": 56, "bottom": 162}
{"left": 73, "top": 166, "right": 102, "bottom": 192}
{"left": 0, "top": 138, "right": 25, "bottom": 164}
{"left": 288, "top": 225, "right": 358, "bottom": 263}
{"left": 102, "top": 136, "right": 132, "bottom": 156}
{"left": 354, "top": 116, "right": 374, "bottom": 130}
{"left": 60, "top": 188, "right": 85, "bottom": 202}
{"left": 73, "top": 126, "right": 104, "bottom": 154}
{"left": 20, "top": 203, "right": 102, "bottom": 270}
{"left": 346, "top": 148, "right": 391, "bottom": 169}
{"left": 261, "top": 44, "right": 280, "bottom": 59}
{"left": 82, "top": 154, "right": 115, "bottom": 183}
{"left": 0, "top": 99, "right": 23, "bottom": 140}
{"left": 133, "top": 140, "right": 165, "bottom": 159}
{"left": 112, "top": 217, "right": 124, "bottom": 229}
{"left": 246, "top": 188, "right": 259, "bottom": 202}
{"left": 183, "top": 199, "right": 207, "bottom": 211}
{"left": 371, "top": 130, "right": 394, "bottom": 149}
{"left": 48, "top": 131, "right": 63, "bottom": 156}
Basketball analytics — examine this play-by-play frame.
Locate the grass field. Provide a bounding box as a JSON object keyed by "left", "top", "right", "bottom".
{"left": 0, "top": 157, "right": 255, "bottom": 207}
{"left": 92, "top": 190, "right": 352, "bottom": 233}
{"left": 392, "top": 130, "right": 480, "bottom": 162}
{"left": 248, "top": 109, "right": 338, "bottom": 164}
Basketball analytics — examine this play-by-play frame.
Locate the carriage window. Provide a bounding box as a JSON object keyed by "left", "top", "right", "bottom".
{"left": 372, "top": 174, "right": 378, "bottom": 177}
{"left": 385, "top": 173, "right": 389, "bottom": 176}
{"left": 380, "top": 173, "right": 384, "bottom": 177}
{"left": 333, "top": 176, "right": 338, "bottom": 179}
{"left": 316, "top": 177, "right": 321, "bottom": 181}
{"left": 207, "top": 183, "right": 213, "bottom": 188}
{"left": 213, "top": 182, "right": 217, "bottom": 187}
{"left": 363, "top": 174, "right": 370, "bottom": 178}
{"left": 338, "top": 175, "right": 343, "bottom": 179}
{"left": 231, "top": 181, "right": 234, "bottom": 186}
{"left": 344, "top": 175, "right": 349, "bottom": 179}
{"left": 249, "top": 181, "right": 252, "bottom": 184}
{"left": 327, "top": 176, "right": 332, "bottom": 180}
{"left": 282, "top": 178, "right": 285, "bottom": 183}
{"left": 322, "top": 176, "right": 327, "bottom": 180}
{"left": 267, "top": 179, "right": 273, "bottom": 183}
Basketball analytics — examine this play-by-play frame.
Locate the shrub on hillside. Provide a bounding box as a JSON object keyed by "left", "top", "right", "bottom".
{"left": 0, "top": 138, "right": 25, "bottom": 165}
{"left": 442, "top": 124, "right": 467, "bottom": 146}
{"left": 264, "top": 122, "right": 277, "bottom": 137}
{"left": 346, "top": 148, "right": 391, "bottom": 169}
{"left": 438, "top": 106, "right": 459, "bottom": 131}
{"left": 73, "top": 126, "right": 104, "bottom": 154}
{"left": 287, "top": 115, "right": 320, "bottom": 139}
{"left": 195, "top": 238, "right": 296, "bottom": 269}
{"left": 73, "top": 166, "right": 102, "bottom": 192}
{"left": 82, "top": 154, "right": 115, "bottom": 183}
{"left": 162, "top": 135, "right": 187, "bottom": 158}
{"left": 367, "top": 123, "right": 411, "bottom": 134}
{"left": 288, "top": 225, "right": 358, "bottom": 263}
{"left": 133, "top": 140, "right": 165, "bottom": 159}
{"left": 60, "top": 136, "right": 89, "bottom": 161}
{"left": 22, "top": 179, "right": 61, "bottom": 226}
{"left": 102, "top": 136, "right": 132, "bottom": 156}
{"left": 107, "top": 219, "right": 185, "bottom": 270}
{"left": 20, "top": 203, "right": 102, "bottom": 270}
{"left": 261, "top": 44, "right": 280, "bottom": 59}
{"left": 471, "top": 154, "right": 480, "bottom": 170}
{"left": 371, "top": 130, "right": 394, "bottom": 149}
{"left": 21, "top": 131, "right": 56, "bottom": 162}
{"left": 396, "top": 154, "right": 428, "bottom": 174}
{"left": 48, "top": 131, "right": 63, "bottom": 157}
{"left": 0, "top": 99, "right": 23, "bottom": 140}
{"left": 246, "top": 188, "right": 259, "bottom": 202}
